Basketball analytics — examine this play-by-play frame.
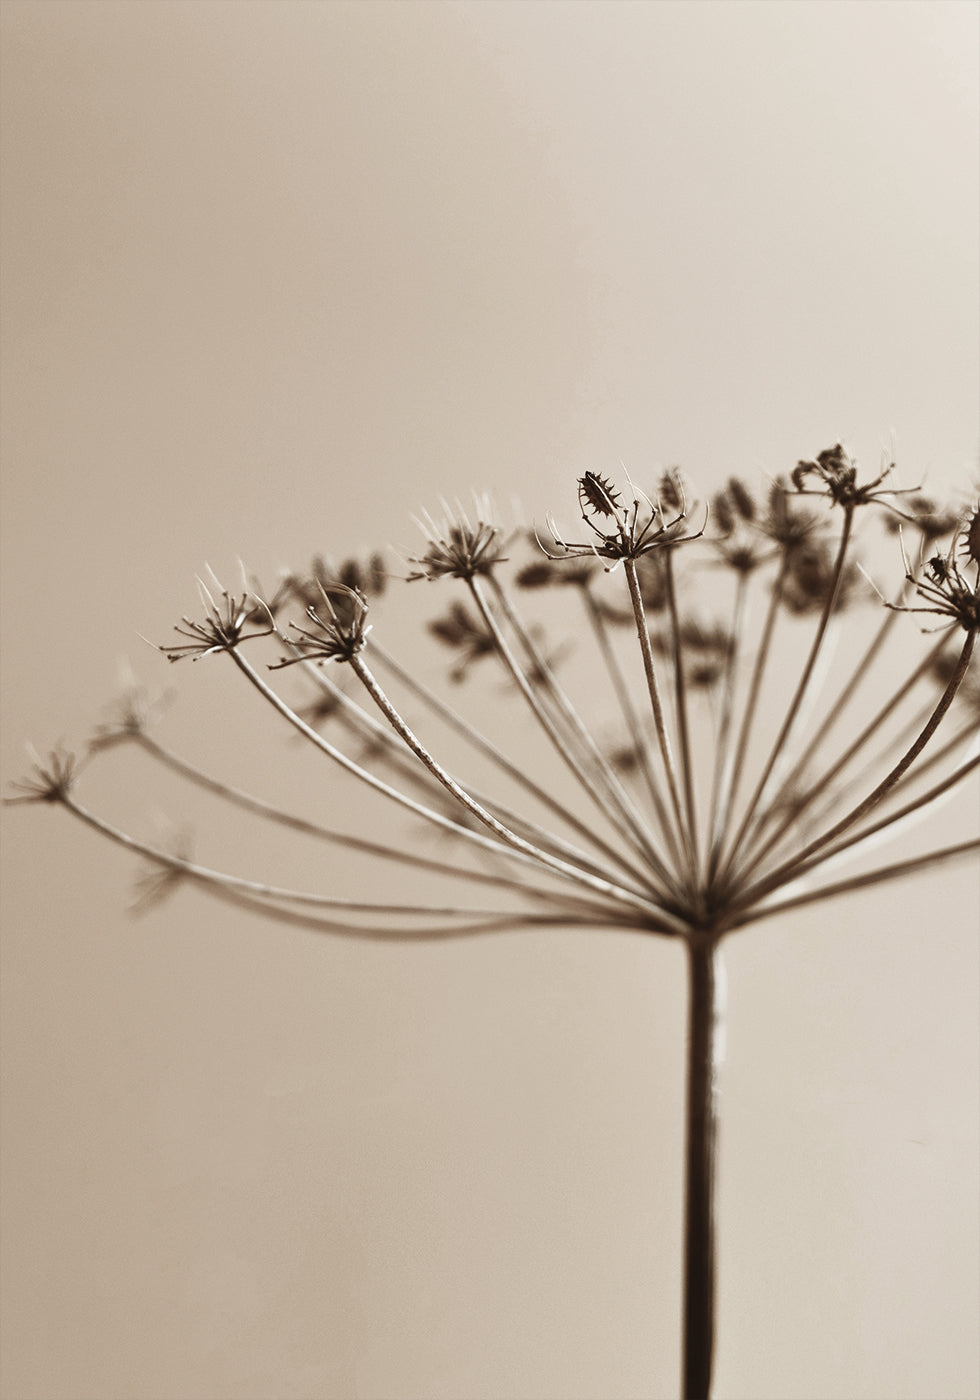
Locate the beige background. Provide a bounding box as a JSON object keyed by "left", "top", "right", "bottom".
{"left": 1, "top": 3, "right": 978, "bottom": 1398}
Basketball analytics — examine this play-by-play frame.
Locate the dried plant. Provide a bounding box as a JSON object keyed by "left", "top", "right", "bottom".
{"left": 10, "top": 445, "right": 980, "bottom": 1399}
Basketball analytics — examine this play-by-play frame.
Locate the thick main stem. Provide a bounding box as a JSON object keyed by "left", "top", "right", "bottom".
{"left": 683, "top": 933, "right": 724, "bottom": 1400}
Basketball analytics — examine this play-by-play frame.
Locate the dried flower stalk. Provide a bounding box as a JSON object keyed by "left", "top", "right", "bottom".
{"left": 10, "top": 446, "right": 980, "bottom": 1398}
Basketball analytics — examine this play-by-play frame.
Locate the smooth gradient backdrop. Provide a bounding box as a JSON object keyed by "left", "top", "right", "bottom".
{"left": 2, "top": 4, "right": 978, "bottom": 1398}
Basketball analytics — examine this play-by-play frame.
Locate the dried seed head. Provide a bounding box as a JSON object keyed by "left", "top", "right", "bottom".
{"left": 271, "top": 583, "right": 372, "bottom": 667}
{"left": 409, "top": 501, "right": 506, "bottom": 581}
{"left": 578, "top": 472, "right": 622, "bottom": 519}
{"left": 727, "top": 476, "right": 756, "bottom": 522}
{"left": 782, "top": 544, "right": 860, "bottom": 614}
{"left": 762, "top": 482, "right": 822, "bottom": 553}
{"left": 712, "top": 489, "right": 735, "bottom": 538}
{"left": 162, "top": 581, "right": 275, "bottom": 662}
{"left": 5, "top": 747, "right": 77, "bottom": 805}
{"left": 657, "top": 468, "right": 687, "bottom": 514}
{"left": 428, "top": 600, "right": 496, "bottom": 681}
{"left": 516, "top": 554, "right": 597, "bottom": 589}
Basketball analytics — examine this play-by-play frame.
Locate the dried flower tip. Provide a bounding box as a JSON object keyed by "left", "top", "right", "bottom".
{"left": 761, "top": 482, "right": 823, "bottom": 553}
{"left": 333, "top": 553, "right": 388, "bottom": 598}
{"left": 162, "top": 580, "right": 274, "bottom": 662}
{"left": 783, "top": 543, "right": 861, "bottom": 615}
{"left": 428, "top": 600, "right": 496, "bottom": 681}
{"left": 409, "top": 500, "right": 507, "bottom": 581}
{"left": 711, "top": 489, "right": 735, "bottom": 538}
{"left": 887, "top": 496, "right": 964, "bottom": 543}
{"left": 657, "top": 468, "right": 688, "bottom": 515}
{"left": 791, "top": 444, "right": 919, "bottom": 516}
{"left": 271, "top": 583, "right": 372, "bottom": 667}
{"left": 296, "top": 691, "right": 344, "bottom": 726}
{"left": 131, "top": 827, "right": 194, "bottom": 913}
{"left": 546, "top": 473, "right": 704, "bottom": 570}
{"left": 5, "top": 747, "right": 77, "bottom": 805}
{"left": 727, "top": 476, "right": 756, "bottom": 522}
{"left": 89, "top": 686, "right": 172, "bottom": 751}
{"left": 516, "top": 554, "right": 598, "bottom": 589}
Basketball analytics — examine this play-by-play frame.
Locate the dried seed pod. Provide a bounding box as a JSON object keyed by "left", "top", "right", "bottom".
{"left": 963, "top": 507, "right": 980, "bottom": 565}
{"left": 578, "top": 471, "right": 622, "bottom": 519}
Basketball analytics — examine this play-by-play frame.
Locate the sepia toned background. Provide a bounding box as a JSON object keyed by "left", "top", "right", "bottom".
{"left": 1, "top": 3, "right": 978, "bottom": 1397}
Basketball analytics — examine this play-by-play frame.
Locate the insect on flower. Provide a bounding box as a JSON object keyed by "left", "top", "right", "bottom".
{"left": 886, "top": 515, "right": 980, "bottom": 633}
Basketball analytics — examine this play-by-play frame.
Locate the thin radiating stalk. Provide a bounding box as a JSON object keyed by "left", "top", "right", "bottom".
{"left": 780, "top": 688, "right": 977, "bottom": 855}
{"left": 706, "top": 570, "right": 749, "bottom": 870}
{"left": 726, "top": 839, "right": 980, "bottom": 931}
{"left": 346, "top": 652, "right": 684, "bottom": 929}
{"left": 484, "top": 571, "right": 672, "bottom": 875}
{"left": 123, "top": 730, "right": 627, "bottom": 917}
{"left": 578, "top": 581, "right": 685, "bottom": 875}
{"left": 229, "top": 649, "right": 669, "bottom": 906}
{"left": 60, "top": 793, "right": 550, "bottom": 923}
{"left": 707, "top": 552, "right": 789, "bottom": 883}
{"left": 372, "top": 639, "right": 654, "bottom": 889}
{"left": 623, "top": 557, "right": 693, "bottom": 879}
{"left": 765, "top": 752, "right": 980, "bottom": 889}
{"left": 664, "top": 550, "right": 699, "bottom": 866}
{"left": 733, "top": 625, "right": 977, "bottom": 910}
{"left": 737, "top": 631, "right": 952, "bottom": 881}
{"left": 682, "top": 934, "right": 723, "bottom": 1400}
{"left": 466, "top": 573, "right": 674, "bottom": 889}
{"left": 759, "top": 602, "right": 902, "bottom": 817}
{"left": 719, "top": 505, "right": 855, "bottom": 883}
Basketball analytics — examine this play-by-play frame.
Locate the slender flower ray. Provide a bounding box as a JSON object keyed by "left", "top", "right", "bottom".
{"left": 371, "top": 638, "right": 654, "bottom": 889}
{"left": 761, "top": 752, "right": 980, "bottom": 889}
{"left": 891, "top": 716, "right": 980, "bottom": 788}
{"left": 228, "top": 647, "right": 672, "bottom": 915}
{"left": 718, "top": 503, "right": 855, "bottom": 884}
{"left": 737, "top": 630, "right": 953, "bottom": 881}
{"left": 56, "top": 792, "right": 569, "bottom": 924}
{"left": 707, "top": 551, "right": 789, "bottom": 882}
{"left": 465, "top": 571, "right": 676, "bottom": 890}
{"left": 761, "top": 596, "right": 903, "bottom": 808}
{"left": 705, "top": 569, "right": 749, "bottom": 871}
{"left": 777, "top": 666, "right": 977, "bottom": 854}
{"left": 663, "top": 547, "right": 700, "bottom": 866}
{"left": 344, "top": 650, "right": 681, "bottom": 928}
{"left": 296, "top": 632, "right": 651, "bottom": 893}
{"left": 733, "top": 624, "right": 977, "bottom": 911}
{"left": 120, "top": 728, "right": 625, "bottom": 916}
{"left": 728, "top": 839, "right": 980, "bottom": 931}
{"left": 577, "top": 579, "right": 684, "bottom": 872}
{"left": 623, "top": 556, "right": 693, "bottom": 879}
{"left": 198, "top": 883, "right": 637, "bottom": 941}
{"left": 481, "top": 570, "right": 673, "bottom": 874}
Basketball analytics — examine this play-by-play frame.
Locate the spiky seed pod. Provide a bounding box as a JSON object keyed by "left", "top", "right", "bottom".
{"left": 578, "top": 471, "right": 622, "bottom": 519}
{"left": 963, "top": 507, "right": 980, "bottom": 565}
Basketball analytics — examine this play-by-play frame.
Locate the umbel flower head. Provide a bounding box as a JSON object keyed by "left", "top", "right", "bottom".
{"left": 10, "top": 447, "right": 979, "bottom": 1400}
{"left": 11, "top": 452, "right": 978, "bottom": 937}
